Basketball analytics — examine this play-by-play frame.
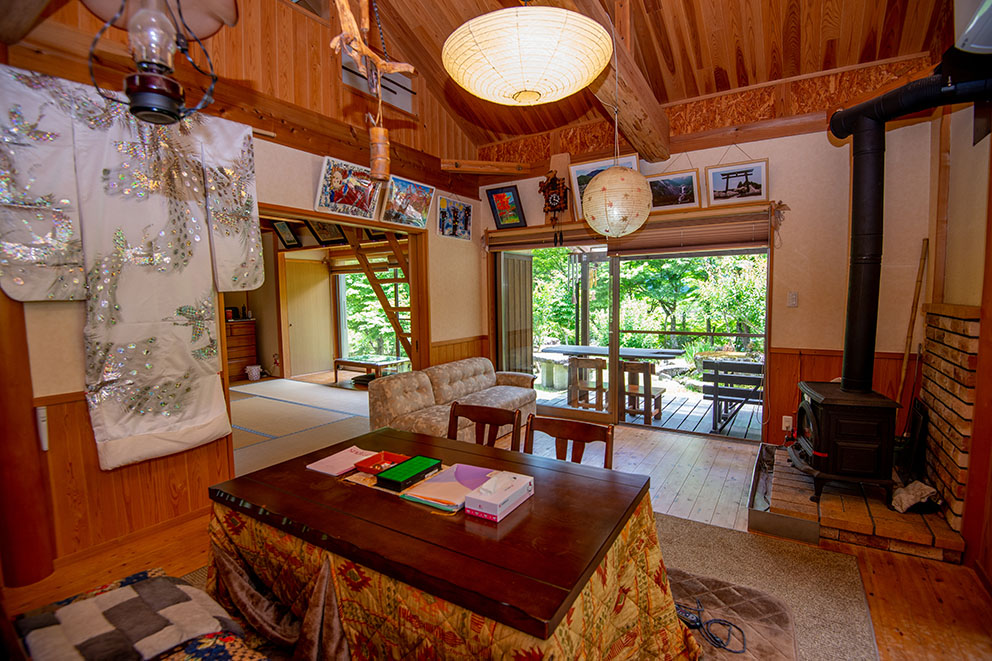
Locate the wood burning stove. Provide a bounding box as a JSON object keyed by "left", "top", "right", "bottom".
{"left": 788, "top": 381, "right": 898, "bottom": 501}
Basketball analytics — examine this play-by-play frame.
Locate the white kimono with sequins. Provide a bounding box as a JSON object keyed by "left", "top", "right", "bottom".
{"left": 0, "top": 65, "right": 263, "bottom": 470}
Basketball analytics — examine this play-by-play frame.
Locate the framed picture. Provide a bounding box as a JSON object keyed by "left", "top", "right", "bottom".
{"left": 314, "top": 157, "right": 383, "bottom": 220}
{"left": 705, "top": 159, "right": 768, "bottom": 207}
{"left": 364, "top": 227, "right": 387, "bottom": 241}
{"left": 486, "top": 186, "right": 527, "bottom": 229}
{"left": 381, "top": 176, "right": 435, "bottom": 228}
{"left": 303, "top": 219, "right": 349, "bottom": 246}
{"left": 569, "top": 154, "right": 638, "bottom": 219}
{"left": 646, "top": 169, "right": 701, "bottom": 212}
{"left": 272, "top": 221, "right": 301, "bottom": 249}
{"left": 438, "top": 195, "right": 472, "bottom": 240}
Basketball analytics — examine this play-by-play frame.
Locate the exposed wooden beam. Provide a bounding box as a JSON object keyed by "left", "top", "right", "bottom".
{"left": 0, "top": 0, "right": 50, "bottom": 45}
{"left": 11, "top": 21, "right": 480, "bottom": 199}
{"left": 441, "top": 159, "right": 532, "bottom": 175}
{"left": 543, "top": 0, "right": 671, "bottom": 162}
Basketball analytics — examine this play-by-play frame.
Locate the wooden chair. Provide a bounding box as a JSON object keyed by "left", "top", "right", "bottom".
{"left": 447, "top": 402, "right": 523, "bottom": 451}
{"left": 622, "top": 361, "right": 665, "bottom": 425}
{"left": 567, "top": 357, "right": 606, "bottom": 411}
{"left": 524, "top": 414, "right": 614, "bottom": 469}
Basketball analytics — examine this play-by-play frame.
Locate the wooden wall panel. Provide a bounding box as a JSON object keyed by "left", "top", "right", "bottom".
{"left": 765, "top": 348, "right": 921, "bottom": 445}
{"left": 429, "top": 336, "right": 490, "bottom": 366}
{"left": 36, "top": 395, "right": 234, "bottom": 560}
{"left": 36, "top": 0, "right": 476, "bottom": 161}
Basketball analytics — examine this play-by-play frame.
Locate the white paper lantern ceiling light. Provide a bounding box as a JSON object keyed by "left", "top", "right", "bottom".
{"left": 441, "top": 6, "right": 613, "bottom": 106}
{"left": 582, "top": 166, "right": 653, "bottom": 238}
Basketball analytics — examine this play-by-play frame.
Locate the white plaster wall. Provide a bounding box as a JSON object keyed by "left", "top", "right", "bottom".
{"left": 944, "top": 105, "right": 990, "bottom": 305}
{"left": 480, "top": 124, "right": 934, "bottom": 353}
{"left": 427, "top": 192, "right": 488, "bottom": 342}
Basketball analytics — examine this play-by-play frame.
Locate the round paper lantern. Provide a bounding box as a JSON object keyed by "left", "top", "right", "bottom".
{"left": 441, "top": 6, "right": 613, "bottom": 106}
{"left": 582, "top": 166, "right": 652, "bottom": 238}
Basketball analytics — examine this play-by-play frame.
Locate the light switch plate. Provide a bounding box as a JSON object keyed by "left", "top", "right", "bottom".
{"left": 787, "top": 291, "right": 799, "bottom": 307}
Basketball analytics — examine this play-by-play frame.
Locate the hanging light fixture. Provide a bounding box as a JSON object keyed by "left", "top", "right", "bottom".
{"left": 82, "top": 0, "right": 236, "bottom": 124}
{"left": 580, "top": 8, "right": 651, "bottom": 238}
{"left": 441, "top": 4, "right": 612, "bottom": 106}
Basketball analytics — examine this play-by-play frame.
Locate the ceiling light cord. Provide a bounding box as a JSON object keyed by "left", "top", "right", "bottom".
{"left": 603, "top": 6, "right": 621, "bottom": 165}
{"left": 88, "top": 0, "right": 129, "bottom": 106}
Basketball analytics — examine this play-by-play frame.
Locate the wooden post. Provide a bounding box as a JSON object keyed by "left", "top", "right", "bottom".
{"left": 0, "top": 291, "right": 57, "bottom": 586}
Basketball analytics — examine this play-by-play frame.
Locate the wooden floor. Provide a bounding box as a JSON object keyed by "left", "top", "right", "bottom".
{"left": 521, "top": 425, "right": 757, "bottom": 531}
{"left": 540, "top": 393, "right": 765, "bottom": 441}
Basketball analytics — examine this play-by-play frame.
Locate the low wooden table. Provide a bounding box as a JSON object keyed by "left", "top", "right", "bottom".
{"left": 332, "top": 354, "right": 408, "bottom": 383}
{"left": 208, "top": 429, "right": 698, "bottom": 658}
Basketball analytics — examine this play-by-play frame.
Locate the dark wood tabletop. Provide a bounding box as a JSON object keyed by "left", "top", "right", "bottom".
{"left": 209, "top": 427, "right": 650, "bottom": 639}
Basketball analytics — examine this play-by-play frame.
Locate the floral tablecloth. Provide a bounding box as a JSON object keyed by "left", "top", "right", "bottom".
{"left": 208, "top": 492, "right": 700, "bottom": 660}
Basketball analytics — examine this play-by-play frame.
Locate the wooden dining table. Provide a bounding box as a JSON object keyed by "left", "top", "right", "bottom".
{"left": 207, "top": 428, "right": 699, "bottom": 659}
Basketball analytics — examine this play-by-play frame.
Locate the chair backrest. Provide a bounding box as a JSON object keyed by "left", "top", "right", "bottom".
{"left": 621, "top": 360, "right": 652, "bottom": 391}
{"left": 447, "top": 402, "right": 523, "bottom": 450}
{"left": 524, "top": 414, "right": 615, "bottom": 469}
{"left": 571, "top": 357, "right": 606, "bottom": 382}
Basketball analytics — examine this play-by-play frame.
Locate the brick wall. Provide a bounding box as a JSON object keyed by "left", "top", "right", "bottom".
{"left": 920, "top": 304, "right": 980, "bottom": 531}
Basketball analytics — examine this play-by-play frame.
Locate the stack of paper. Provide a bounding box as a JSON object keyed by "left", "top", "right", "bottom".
{"left": 306, "top": 445, "right": 376, "bottom": 476}
{"left": 401, "top": 464, "right": 495, "bottom": 512}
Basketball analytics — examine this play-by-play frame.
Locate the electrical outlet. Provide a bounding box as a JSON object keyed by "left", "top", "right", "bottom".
{"left": 787, "top": 291, "right": 799, "bottom": 307}
{"left": 782, "top": 415, "right": 793, "bottom": 431}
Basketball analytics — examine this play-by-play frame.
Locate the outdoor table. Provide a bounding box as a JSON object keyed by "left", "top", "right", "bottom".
{"left": 541, "top": 344, "right": 684, "bottom": 359}
{"left": 207, "top": 428, "right": 700, "bottom": 659}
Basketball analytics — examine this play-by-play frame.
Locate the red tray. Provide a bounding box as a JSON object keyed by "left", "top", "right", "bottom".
{"left": 354, "top": 451, "right": 410, "bottom": 475}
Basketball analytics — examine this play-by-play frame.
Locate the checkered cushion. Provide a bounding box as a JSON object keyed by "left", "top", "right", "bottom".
{"left": 16, "top": 577, "right": 244, "bottom": 661}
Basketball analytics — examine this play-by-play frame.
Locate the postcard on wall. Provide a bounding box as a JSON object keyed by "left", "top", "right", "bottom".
{"left": 569, "top": 154, "right": 638, "bottom": 219}
{"left": 705, "top": 159, "right": 768, "bottom": 207}
{"left": 438, "top": 195, "right": 472, "bottom": 240}
{"left": 314, "top": 156, "right": 383, "bottom": 220}
{"left": 486, "top": 186, "right": 527, "bottom": 229}
{"left": 647, "top": 169, "right": 701, "bottom": 212}
{"left": 382, "top": 175, "right": 435, "bottom": 228}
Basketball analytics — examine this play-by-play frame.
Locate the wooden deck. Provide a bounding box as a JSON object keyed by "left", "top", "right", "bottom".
{"left": 539, "top": 392, "right": 764, "bottom": 441}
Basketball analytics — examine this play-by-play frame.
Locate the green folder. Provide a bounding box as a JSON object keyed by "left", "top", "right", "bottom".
{"left": 375, "top": 456, "right": 442, "bottom": 492}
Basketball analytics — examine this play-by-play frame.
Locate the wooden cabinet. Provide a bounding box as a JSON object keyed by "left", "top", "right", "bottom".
{"left": 225, "top": 320, "right": 257, "bottom": 381}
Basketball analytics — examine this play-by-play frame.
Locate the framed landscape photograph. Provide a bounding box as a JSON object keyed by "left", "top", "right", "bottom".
{"left": 569, "top": 154, "right": 638, "bottom": 219}
{"left": 314, "top": 157, "right": 383, "bottom": 220}
{"left": 486, "top": 186, "right": 526, "bottom": 229}
{"left": 438, "top": 195, "right": 472, "bottom": 240}
{"left": 272, "top": 221, "right": 301, "bottom": 249}
{"left": 705, "top": 159, "right": 768, "bottom": 207}
{"left": 381, "top": 176, "right": 435, "bottom": 228}
{"left": 303, "top": 219, "right": 348, "bottom": 246}
{"left": 647, "top": 169, "right": 701, "bottom": 212}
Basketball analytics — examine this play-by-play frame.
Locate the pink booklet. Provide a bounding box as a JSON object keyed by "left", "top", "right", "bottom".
{"left": 306, "top": 445, "right": 376, "bottom": 476}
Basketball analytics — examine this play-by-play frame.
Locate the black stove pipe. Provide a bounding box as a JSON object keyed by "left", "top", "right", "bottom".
{"left": 829, "top": 73, "right": 992, "bottom": 393}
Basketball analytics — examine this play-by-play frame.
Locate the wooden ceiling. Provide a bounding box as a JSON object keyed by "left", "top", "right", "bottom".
{"left": 374, "top": 0, "right": 953, "bottom": 146}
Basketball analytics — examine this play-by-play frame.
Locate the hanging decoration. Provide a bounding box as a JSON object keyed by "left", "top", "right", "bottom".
{"left": 539, "top": 170, "right": 569, "bottom": 246}
{"left": 581, "top": 7, "right": 652, "bottom": 238}
{"left": 81, "top": 0, "right": 236, "bottom": 125}
{"left": 330, "top": 0, "right": 415, "bottom": 181}
{"left": 0, "top": 63, "right": 263, "bottom": 469}
{"left": 442, "top": 3, "right": 612, "bottom": 106}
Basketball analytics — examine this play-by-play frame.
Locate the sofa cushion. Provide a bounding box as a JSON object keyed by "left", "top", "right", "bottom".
{"left": 390, "top": 403, "right": 470, "bottom": 438}
{"left": 368, "top": 371, "right": 435, "bottom": 430}
{"left": 459, "top": 385, "right": 536, "bottom": 412}
{"left": 423, "top": 357, "right": 497, "bottom": 405}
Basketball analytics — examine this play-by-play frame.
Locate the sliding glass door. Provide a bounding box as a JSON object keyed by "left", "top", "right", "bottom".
{"left": 497, "top": 248, "right": 616, "bottom": 422}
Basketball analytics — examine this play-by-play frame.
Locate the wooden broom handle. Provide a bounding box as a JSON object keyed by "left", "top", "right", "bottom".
{"left": 897, "top": 238, "right": 928, "bottom": 403}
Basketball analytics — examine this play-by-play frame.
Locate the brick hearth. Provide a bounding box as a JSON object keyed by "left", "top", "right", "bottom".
{"left": 768, "top": 449, "right": 965, "bottom": 562}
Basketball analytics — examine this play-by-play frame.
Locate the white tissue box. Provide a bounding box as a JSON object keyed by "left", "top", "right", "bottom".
{"left": 465, "top": 471, "right": 534, "bottom": 522}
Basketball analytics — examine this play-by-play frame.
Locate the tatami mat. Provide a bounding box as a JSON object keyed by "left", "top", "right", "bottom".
{"left": 231, "top": 378, "right": 369, "bottom": 417}
{"left": 228, "top": 390, "right": 256, "bottom": 402}
{"left": 232, "top": 427, "right": 271, "bottom": 450}
{"left": 229, "top": 396, "right": 348, "bottom": 437}
{"left": 234, "top": 416, "right": 372, "bottom": 476}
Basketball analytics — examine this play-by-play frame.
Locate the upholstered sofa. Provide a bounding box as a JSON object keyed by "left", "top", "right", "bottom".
{"left": 368, "top": 357, "right": 537, "bottom": 441}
